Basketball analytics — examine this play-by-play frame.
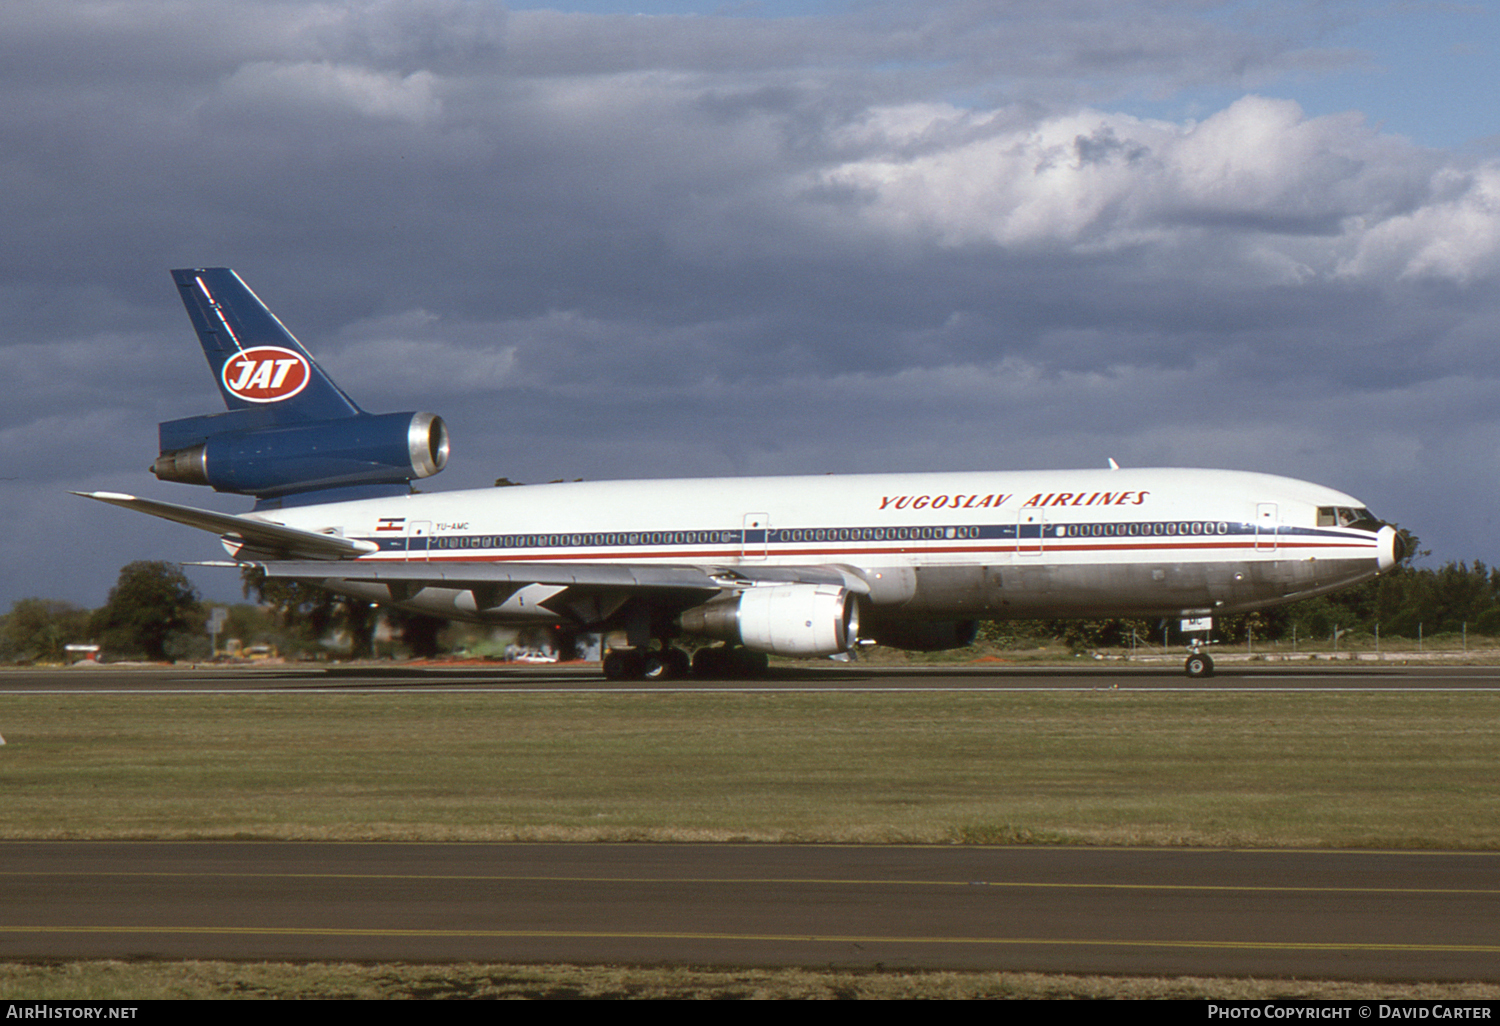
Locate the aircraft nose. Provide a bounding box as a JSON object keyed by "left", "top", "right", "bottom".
{"left": 1377, "top": 524, "right": 1405, "bottom": 572}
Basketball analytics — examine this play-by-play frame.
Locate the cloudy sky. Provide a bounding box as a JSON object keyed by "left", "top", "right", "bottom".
{"left": 3, "top": 0, "right": 1499, "bottom": 610}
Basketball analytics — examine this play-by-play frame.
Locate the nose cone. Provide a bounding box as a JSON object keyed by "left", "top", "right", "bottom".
{"left": 1377, "top": 525, "right": 1405, "bottom": 572}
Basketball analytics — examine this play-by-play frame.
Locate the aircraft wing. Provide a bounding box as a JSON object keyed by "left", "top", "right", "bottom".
{"left": 256, "top": 559, "right": 728, "bottom": 591}
{"left": 251, "top": 559, "right": 871, "bottom": 625}
{"left": 75, "top": 488, "right": 870, "bottom": 627}
{"left": 74, "top": 491, "right": 377, "bottom": 561}
{"left": 252, "top": 559, "right": 869, "bottom": 593}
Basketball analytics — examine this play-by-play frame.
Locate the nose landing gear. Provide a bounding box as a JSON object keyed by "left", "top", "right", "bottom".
{"left": 1184, "top": 646, "right": 1214, "bottom": 679}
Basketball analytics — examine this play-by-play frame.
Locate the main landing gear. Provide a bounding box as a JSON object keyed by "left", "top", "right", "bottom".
{"left": 601, "top": 645, "right": 769, "bottom": 680}
{"left": 689, "top": 646, "right": 768, "bottom": 678}
{"left": 602, "top": 646, "right": 690, "bottom": 681}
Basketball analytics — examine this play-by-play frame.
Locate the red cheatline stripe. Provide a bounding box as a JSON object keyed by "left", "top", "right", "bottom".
{"left": 350, "top": 539, "right": 1373, "bottom": 564}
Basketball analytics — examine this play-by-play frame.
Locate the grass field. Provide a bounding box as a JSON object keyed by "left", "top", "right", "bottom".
{"left": 4, "top": 960, "right": 1499, "bottom": 1000}
{"left": 1, "top": 686, "right": 1496, "bottom": 847}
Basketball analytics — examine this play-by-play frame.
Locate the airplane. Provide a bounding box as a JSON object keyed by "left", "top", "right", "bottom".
{"left": 79, "top": 268, "right": 1407, "bottom": 679}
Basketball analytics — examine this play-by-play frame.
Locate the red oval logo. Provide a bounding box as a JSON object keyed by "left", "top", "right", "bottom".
{"left": 221, "top": 346, "right": 311, "bottom": 403}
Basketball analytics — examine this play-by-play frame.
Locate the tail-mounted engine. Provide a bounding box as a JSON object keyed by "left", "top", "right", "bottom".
{"left": 152, "top": 409, "right": 449, "bottom": 500}
{"left": 679, "top": 583, "right": 859, "bottom": 657}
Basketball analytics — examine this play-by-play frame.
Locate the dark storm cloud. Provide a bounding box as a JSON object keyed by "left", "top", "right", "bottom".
{"left": 1, "top": 1, "right": 1496, "bottom": 606}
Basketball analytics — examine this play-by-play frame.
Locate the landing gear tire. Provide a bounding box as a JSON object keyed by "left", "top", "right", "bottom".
{"left": 603, "top": 649, "right": 646, "bottom": 681}
{"left": 690, "top": 646, "right": 770, "bottom": 679}
{"left": 1184, "top": 653, "right": 1214, "bottom": 679}
{"left": 642, "top": 647, "right": 689, "bottom": 681}
{"left": 691, "top": 646, "right": 733, "bottom": 678}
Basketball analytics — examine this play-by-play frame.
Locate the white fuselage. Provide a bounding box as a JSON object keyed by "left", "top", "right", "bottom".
{"left": 250, "top": 466, "right": 1400, "bottom": 626}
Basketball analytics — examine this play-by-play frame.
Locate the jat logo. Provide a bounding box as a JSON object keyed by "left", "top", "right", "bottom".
{"left": 221, "top": 346, "right": 311, "bottom": 403}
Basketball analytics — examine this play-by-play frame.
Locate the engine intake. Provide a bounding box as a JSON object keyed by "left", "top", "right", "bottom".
{"left": 679, "top": 584, "right": 859, "bottom": 657}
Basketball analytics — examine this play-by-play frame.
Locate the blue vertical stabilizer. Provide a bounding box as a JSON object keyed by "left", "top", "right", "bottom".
{"left": 170, "top": 268, "right": 364, "bottom": 422}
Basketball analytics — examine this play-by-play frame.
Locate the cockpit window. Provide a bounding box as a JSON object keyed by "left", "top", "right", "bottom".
{"left": 1318, "top": 506, "right": 1377, "bottom": 527}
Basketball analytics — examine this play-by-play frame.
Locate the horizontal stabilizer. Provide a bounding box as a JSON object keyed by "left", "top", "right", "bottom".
{"left": 74, "top": 492, "right": 376, "bottom": 561}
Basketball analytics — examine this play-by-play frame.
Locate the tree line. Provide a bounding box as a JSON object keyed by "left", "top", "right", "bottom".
{"left": 984, "top": 557, "right": 1500, "bottom": 652}
{"left": 0, "top": 562, "right": 449, "bottom": 663}
{"left": 2, "top": 561, "right": 202, "bottom": 663}
{"left": 5, "top": 556, "right": 1500, "bottom": 664}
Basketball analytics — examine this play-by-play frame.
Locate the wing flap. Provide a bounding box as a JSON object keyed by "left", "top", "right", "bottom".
{"left": 250, "top": 559, "right": 726, "bottom": 590}
{"left": 250, "top": 560, "right": 872, "bottom": 593}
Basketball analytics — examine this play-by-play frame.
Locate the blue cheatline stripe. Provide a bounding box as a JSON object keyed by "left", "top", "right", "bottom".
{"left": 356, "top": 521, "right": 1375, "bottom": 556}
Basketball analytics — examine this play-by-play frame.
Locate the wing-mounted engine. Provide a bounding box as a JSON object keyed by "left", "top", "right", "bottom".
{"left": 152, "top": 409, "right": 449, "bottom": 499}
{"left": 679, "top": 583, "right": 859, "bottom": 656}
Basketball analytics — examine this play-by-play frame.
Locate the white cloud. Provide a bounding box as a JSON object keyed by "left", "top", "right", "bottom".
{"left": 219, "top": 61, "right": 443, "bottom": 123}
{"left": 323, "top": 309, "right": 518, "bottom": 396}
{"left": 812, "top": 95, "right": 1476, "bottom": 284}
{"left": 1340, "top": 165, "right": 1500, "bottom": 283}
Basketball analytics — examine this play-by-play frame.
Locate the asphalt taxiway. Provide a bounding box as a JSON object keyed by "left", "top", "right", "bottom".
{"left": 2, "top": 841, "right": 1498, "bottom": 980}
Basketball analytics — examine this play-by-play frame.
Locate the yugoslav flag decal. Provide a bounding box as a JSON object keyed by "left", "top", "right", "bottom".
{"left": 221, "top": 346, "right": 311, "bottom": 403}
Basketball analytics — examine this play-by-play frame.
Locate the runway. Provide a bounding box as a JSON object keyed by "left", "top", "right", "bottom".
{"left": 2, "top": 663, "right": 1497, "bottom": 980}
{"left": 5, "top": 661, "right": 1500, "bottom": 693}
{"left": 2, "top": 842, "right": 1498, "bottom": 980}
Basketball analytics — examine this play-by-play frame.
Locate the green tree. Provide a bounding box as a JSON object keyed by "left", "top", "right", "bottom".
{"left": 382, "top": 609, "right": 450, "bottom": 660}
{"left": 240, "top": 566, "right": 378, "bottom": 658}
{"left": 1, "top": 599, "right": 92, "bottom": 663}
{"left": 90, "top": 561, "right": 201, "bottom": 661}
